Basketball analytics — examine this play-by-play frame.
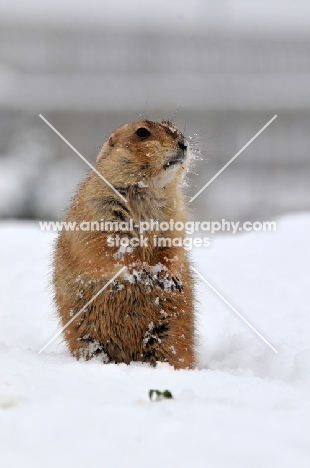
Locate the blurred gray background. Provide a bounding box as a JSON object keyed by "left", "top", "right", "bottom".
{"left": 0, "top": 0, "right": 309, "bottom": 223}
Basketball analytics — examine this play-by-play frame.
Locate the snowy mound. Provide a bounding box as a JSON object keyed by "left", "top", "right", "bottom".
{"left": 0, "top": 214, "right": 309, "bottom": 467}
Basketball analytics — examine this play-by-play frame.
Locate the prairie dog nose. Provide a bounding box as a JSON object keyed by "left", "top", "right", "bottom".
{"left": 178, "top": 140, "right": 187, "bottom": 151}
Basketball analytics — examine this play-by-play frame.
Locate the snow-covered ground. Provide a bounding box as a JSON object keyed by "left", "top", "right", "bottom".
{"left": 0, "top": 213, "right": 309, "bottom": 468}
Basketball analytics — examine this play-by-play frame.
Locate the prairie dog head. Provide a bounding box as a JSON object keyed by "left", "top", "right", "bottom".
{"left": 96, "top": 120, "right": 190, "bottom": 188}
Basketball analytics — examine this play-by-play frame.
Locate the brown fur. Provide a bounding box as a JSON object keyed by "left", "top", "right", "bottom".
{"left": 53, "top": 120, "right": 196, "bottom": 369}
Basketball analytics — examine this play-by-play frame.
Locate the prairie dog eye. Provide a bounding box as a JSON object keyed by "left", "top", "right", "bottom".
{"left": 136, "top": 127, "right": 151, "bottom": 138}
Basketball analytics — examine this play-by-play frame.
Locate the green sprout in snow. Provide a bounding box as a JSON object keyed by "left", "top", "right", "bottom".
{"left": 149, "top": 389, "right": 173, "bottom": 401}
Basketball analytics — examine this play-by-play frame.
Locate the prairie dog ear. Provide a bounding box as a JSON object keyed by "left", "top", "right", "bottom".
{"left": 108, "top": 134, "right": 115, "bottom": 147}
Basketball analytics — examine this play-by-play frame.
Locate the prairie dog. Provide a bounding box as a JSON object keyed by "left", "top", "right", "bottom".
{"left": 53, "top": 120, "right": 195, "bottom": 369}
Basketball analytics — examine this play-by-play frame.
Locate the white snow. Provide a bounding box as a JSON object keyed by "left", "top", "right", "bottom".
{"left": 0, "top": 213, "right": 309, "bottom": 467}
